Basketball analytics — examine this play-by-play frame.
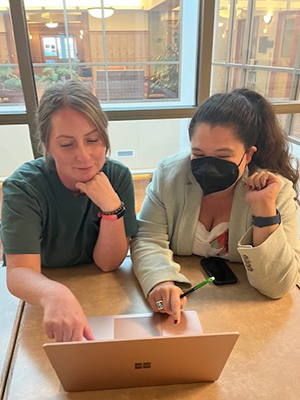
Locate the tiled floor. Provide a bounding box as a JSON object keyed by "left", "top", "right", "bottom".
{"left": 0, "top": 178, "right": 150, "bottom": 264}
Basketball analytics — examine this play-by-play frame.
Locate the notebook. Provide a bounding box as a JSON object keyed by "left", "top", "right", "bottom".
{"left": 43, "top": 311, "right": 239, "bottom": 392}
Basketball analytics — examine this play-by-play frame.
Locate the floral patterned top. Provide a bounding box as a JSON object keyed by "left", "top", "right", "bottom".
{"left": 192, "top": 221, "right": 229, "bottom": 259}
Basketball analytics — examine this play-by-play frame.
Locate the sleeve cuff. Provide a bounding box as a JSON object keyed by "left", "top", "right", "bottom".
{"left": 142, "top": 271, "right": 192, "bottom": 298}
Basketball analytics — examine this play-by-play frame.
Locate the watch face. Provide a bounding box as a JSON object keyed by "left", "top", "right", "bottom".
{"left": 117, "top": 207, "right": 126, "bottom": 219}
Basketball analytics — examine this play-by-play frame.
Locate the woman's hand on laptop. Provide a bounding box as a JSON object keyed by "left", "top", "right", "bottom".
{"left": 147, "top": 281, "right": 187, "bottom": 324}
{"left": 42, "top": 289, "right": 95, "bottom": 342}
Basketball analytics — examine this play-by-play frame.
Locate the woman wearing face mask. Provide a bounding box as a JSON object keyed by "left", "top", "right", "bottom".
{"left": 131, "top": 88, "right": 300, "bottom": 324}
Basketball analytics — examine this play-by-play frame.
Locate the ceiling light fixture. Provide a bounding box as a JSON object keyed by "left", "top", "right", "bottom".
{"left": 263, "top": 12, "right": 273, "bottom": 25}
{"left": 88, "top": 7, "right": 115, "bottom": 19}
{"left": 45, "top": 21, "right": 58, "bottom": 28}
{"left": 219, "top": 8, "right": 242, "bottom": 19}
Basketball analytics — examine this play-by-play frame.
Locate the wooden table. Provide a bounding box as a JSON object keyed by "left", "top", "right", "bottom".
{"left": 0, "top": 267, "right": 23, "bottom": 400}
{"left": 3, "top": 256, "right": 300, "bottom": 400}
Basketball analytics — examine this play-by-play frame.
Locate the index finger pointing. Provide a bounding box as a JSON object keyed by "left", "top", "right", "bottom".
{"left": 170, "top": 291, "right": 181, "bottom": 324}
{"left": 84, "top": 324, "right": 95, "bottom": 341}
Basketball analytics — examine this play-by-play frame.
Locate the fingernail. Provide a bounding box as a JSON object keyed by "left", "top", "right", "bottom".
{"left": 174, "top": 318, "right": 178, "bottom": 325}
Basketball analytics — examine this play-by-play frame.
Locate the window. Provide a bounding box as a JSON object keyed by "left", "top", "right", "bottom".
{"left": 0, "top": 4, "right": 25, "bottom": 111}
{"left": 21, "top": 0, "right": 199, "bottom": 110}
{"left": 211, "top": 0, "right": 300, "bottom": 101}
{"left": 1, "top": 0, "right": 300, "bottom": 151}
{"left": 279, "top": 114, "right": 300, "bottom": 141}
{"left": 41, "top": 35, "right": 77, "bottom": 60}
{"left": 210, "top": 0, "right": 300, "bottom": 149}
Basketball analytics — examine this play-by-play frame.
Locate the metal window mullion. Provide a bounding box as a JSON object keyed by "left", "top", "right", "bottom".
{"left": 279, "top": 10, "right": 300, "bottom": 137}
{"left": 101, "top": 0, "right": 110, "bottom": 102}
{"left": 224, "top": 66, "right": 231, "bottom": 92}
{"left": 289, "top": 136, "right": 300, "bottom": 146}
{"left": 177, "top": 0, "right": 182, "bottom": 102}
{"left": 31, "top": 61, "right": 180, "bottom": 68}
{"left": 241, "top": 0, "right": 256, "bottom": 87}
{"left": 212, "top": 60, "right": 299, "bottom": 73}
{"left": 283, "top": 113, "right": 293, "bottom": 136}
{"left": 197, "top": 0, "right": 215, "bottom": 104}
{"left": 273, "top": 103, "right": 300, "bottom": 114}
{"left": 210, "top": 0, "right": 218, "bottom": 95}
{"left": 105, "top": 107, "right": 196, "bottom": 121}
{"left": 0, "top": 114, "right": 28, "bottom": 125}
{"left": 286, "top": 73, "right": 300, "bottom": 136}
{"left": 224, "top": 0, "right": 237, "bottom": 92}
{"left": 104, "top": 103, "right": 300, "bottom": 120}
{"left": 9, "top": 0, "right": 40, "bottom": 158}
{"left": 1, "top": 105, "right": 300, "bottom": 123}
{"left": 62, "top": 0, "right": 73, "bottom": 78}
{"left": 285, "top": 74, "right": 299, "bottom": 136}
{"left": 289, "top": 15, "right": 300, "bottom": 101}
{"left": 227, "top": 0, "right": 236, "bottom": 63}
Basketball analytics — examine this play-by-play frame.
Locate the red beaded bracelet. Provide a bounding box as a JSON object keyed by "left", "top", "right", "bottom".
{"left": 97, "top": 202, "right": 126, "bottom": 220}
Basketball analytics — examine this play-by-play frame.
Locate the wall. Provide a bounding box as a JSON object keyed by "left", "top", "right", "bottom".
{"left": 0, "top": 14, "right": 5, "bottom": 32}
{"left": 88, "top": 11, "right": 148, "bottom": 31}
{"left": 0, "top": 120, "right": 186, "bottom": 176}
{"left": 109, "top": 118, "right": 183, "bottom": 172}
{"left": 0, "top": 125, "right": 34, "bottom": 179}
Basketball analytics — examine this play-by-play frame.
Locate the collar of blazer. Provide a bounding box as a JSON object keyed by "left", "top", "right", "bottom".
{"left": 175, "top": 162, "right": 251, "bottom": 260}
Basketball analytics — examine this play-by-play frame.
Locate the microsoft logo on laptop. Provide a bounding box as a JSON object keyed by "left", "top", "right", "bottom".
{"left": 134, "top": 362, "right": 151, "bottom": 369}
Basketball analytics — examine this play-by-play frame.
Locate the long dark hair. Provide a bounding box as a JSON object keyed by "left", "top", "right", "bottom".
{"left": 189, "top": 88, "right": 299, "bottom": 199}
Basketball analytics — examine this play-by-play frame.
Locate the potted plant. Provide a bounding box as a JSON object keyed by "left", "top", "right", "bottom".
{"left": 0, "top": 65, "right": 24, "bottom": 103}
{"left": 39, "top": 65, "right": 81, "bottom": 89}
{"left": 34, "top": 65, "right": 82, "bottom": 99}
{"left": 149, "top": 26, "right": 180, "bottom": 99}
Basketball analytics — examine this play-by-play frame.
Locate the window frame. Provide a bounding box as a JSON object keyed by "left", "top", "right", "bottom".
{"left": 2, "top": 0, "right": 300, "bottom": 157}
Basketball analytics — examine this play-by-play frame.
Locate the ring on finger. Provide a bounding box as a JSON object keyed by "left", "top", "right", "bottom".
{"left": 156, "top": 300, "right": 164, "bottom": 311}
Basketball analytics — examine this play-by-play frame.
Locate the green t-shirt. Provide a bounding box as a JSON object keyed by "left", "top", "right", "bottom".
{"left": 1, "top": 157, "right": 137, "bottom": 267}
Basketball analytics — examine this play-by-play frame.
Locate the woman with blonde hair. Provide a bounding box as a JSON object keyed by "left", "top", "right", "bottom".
{"left": 1, "top": 80, "right": 137, "bottom": 342}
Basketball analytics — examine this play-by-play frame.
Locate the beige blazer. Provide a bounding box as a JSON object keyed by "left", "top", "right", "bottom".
{"left": 131, "top": 152, "right": 300, "bottom": 299}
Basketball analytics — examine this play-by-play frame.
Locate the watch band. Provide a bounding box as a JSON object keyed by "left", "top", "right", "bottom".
{"left": 252, "top": 209, "right": 281, "bottom": 228}
{"left": 98, "top": 202, "right": 126, "bottom": 220}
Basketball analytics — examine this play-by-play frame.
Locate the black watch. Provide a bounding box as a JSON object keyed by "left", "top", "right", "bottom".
{"left": 252, "top": 209, "right": 281, "bottom": 228}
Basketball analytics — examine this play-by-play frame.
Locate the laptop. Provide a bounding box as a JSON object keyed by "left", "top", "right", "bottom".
{"left": 43, "top": 311, "right": 239, "bottom": 392}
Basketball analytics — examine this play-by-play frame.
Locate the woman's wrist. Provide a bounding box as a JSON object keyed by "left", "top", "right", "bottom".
{"left": 252, "top": 209, "right": 281, "bottom": 228}
{"left": 98, "top": 196, "right": 121, "bottom": 212}
{"left": 149, "top": 281, "right": 175, "bottom": 294}
{"left": 250, "top": 203, "right": 277, "bottom": 217}
{"left": 40, "top": 282, "right": 73, "bottom": 308}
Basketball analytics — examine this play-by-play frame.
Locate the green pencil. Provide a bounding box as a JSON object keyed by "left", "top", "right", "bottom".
{"left": 180, "top": 276, "right": 215, "bottom": 298}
